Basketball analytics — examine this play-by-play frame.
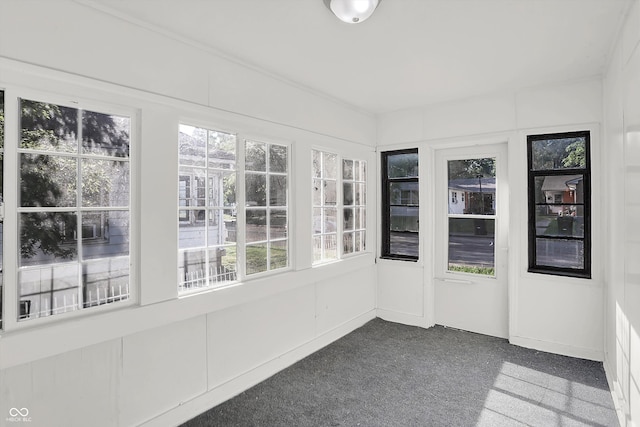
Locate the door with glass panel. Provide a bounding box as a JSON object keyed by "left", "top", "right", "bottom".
{"left": 434, "top": 143, "right": 508, "bottom": 338}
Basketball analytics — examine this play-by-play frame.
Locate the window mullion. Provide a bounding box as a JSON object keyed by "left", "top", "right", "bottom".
{"left": 236, "top": 136, "right": 247, "bottom": 281}
{"left": 76, "top": 108, "right": 84, "bottom": 312}
{"left": 265, "top": 148, "right": 271, "bottom": 271}
{"left": 3, "top": 90, "right": 19, "bottom": 330}
{"left": 337, "top": 155, "right": 343, "bottom": 259}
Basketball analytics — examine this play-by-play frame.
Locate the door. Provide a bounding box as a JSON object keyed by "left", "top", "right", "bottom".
{"left": 434, "top": 143, "right": 508, "bottom": 338}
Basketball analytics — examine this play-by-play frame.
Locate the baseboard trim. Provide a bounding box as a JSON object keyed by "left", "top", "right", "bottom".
{"left": 140, "top": 309, "right": 377, "bottom": 427}
{"left": 376, "top": 309, "right": 427, "bottom": 328}
{"left": 509, "top": 335, "right": 603, "bottom": 361}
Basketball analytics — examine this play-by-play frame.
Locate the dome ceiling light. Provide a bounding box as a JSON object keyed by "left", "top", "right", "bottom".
{"left": 323, "top": 0, "right": 381, "bottom": 24}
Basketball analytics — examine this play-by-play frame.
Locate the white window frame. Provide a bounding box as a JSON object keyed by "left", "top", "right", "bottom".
{"left": 177, "top": 123, "right": 239, "bottom": 294}
{"left": 0, "top": 88, "right": 137, "bottom": 331}
{"left": 243, "top": 137, "right": 290, "bottom": 277}
{"left": 312, "top": 149, "right": 368, "bottom": 265}
{"left": 341, "top": 157, "right": 367, "bottom": 257}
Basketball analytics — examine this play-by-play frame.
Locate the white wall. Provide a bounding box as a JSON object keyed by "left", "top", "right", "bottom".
{"left": 603, "top": 0, "right": 640, "bottom": 425}
{"left": 0, "top": 1, "right": 377, "bottom": 426}
{"left": 377, "top": 77, "right": 605, "bottom": 360}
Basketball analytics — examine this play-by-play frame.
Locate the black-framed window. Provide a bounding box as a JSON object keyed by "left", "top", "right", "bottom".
{"left": 381, "top": 149, "right": 419, "bottom": 260}
{"left": 527, "top": 131, "right": 591, "bottom": 278}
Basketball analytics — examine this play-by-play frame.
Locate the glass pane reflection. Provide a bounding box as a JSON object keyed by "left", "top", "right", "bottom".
{"left": 448, "top": 218, "right": 495, "bottom": 275}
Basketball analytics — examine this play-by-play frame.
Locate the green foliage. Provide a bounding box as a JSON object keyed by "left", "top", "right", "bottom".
{"left": 387, "top": 152, "right": 418, "bottom": 178}
{"left": 448, "top": 158, "right": 495, "bottom": 180}
{"left": 448, "top": 264, "right": 495, "bottom": 276}
{"left": 562, "top": 140, "right": 586, "bottom": 168}
{"left": 532, "top": 137, "right": 585, "bottom": 170}
{"left": 17, "top": 100, "right": 128, "bottom": 260}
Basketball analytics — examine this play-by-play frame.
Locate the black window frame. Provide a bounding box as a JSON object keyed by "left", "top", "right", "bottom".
{"left": 527, "top": 130, "right": 591, "bottom": 279}
{"left": 381, "top": 148, "right": 419, "bottom": 261}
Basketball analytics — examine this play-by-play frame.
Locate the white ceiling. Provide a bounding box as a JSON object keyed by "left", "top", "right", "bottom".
{"left": 84, "top": 0, "right": 631, "bottom": 115}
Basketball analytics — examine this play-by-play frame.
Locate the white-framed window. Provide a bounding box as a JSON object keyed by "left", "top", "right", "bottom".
{"left": 244, "top": 139, "right": 289, "bottom": 275}
{"left": 16, "top": 97, "right": 132, "bottom": 321}
{"left": 313, "top": 150, "right": 338, "bottom": 263}
{"left": 342, "top": 158, "right": 366, "bottom": 255}
{"left": 313, "top": 150, "right": 367, "bottom": 263}
{"left": 178, "top": 124, "right": 237, "bottom": 293}
{"left": 177, "top": 127, "right": 290, "bottom": 290}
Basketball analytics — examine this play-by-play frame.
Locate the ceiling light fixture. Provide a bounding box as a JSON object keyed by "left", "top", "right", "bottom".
{"left": 323, "top": 0, "right": 381, "bottom": 24}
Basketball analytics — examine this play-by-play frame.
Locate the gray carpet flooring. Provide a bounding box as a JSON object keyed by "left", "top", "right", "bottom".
{"left": 183, "top": 319, "right": 619, "bottom": 427}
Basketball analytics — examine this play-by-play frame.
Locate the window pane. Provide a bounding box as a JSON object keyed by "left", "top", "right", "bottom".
{"left": 344, "top": 232, "right": 354, "bottom": 254}
{"left": 179, "top": 167, "right": 206, "bottom": 207}
{"left": 322, "top": 235, "right": 337, "bottom": 260}
{"left": 269, "top": 144, "right": 287, "bottom": 173}
{"left": 222, "top": 172, "right": 236, "bottom": 207}
{"left": 387, "top": 153, "right": 418, "bottom": 178}
{"left": 82, "top": 110, "right": 130, "bottom": 157}
{"left": 390, "top": 206, "right": 418, "bottom": 232}
{"left": 312, "top": 179, "right": 322, "bottom": 206}
{"left": 313, "top": 208, "right": 322, "bottom": 234}
{"left": 270, "top": 209, "right": 287, "bottom": 239}
{"left": 355, "top": 160, "right": 366, "bottom": 181}
{"left": 531, "top": 137, "right": 586, "bottom": 170}
{"left": 535, "top": 238, "right": 584, "bottom": 269}
{"left": 448, "top": 218, "right": 495, "bottom": 275}
{"left": 178, "top": 210, "right": 206, "bottom": 248}
{"left": 82, "top": 257, "right": 129, "bottom": 308}
{"left": 245, "top": 174, "right": 266, "bottom": 206}
{"left": 389, "top": 204, "right": 419, "bottom": 257}
{"left": 389, "top": 232, "right": 419, "bottom": 257}
{"left": 355, "top": 183, "right": 365, "bottom": 205}
{"left": 20, "top": 99, "right": 78, "bottom": 153}
{"left": 207, "top": 209, "right": 236, "bottom": 245}
{"left": 245, "top": 140, "right": 266, "bottom": 172}
{"left": 81, "top": 211, "right": 129, "bottom": 259}
{"left": 246, "top": 209, "right": 267, "bottom": 242}
{"left": 21, "top": 154, "right": 77, "bottom": 207}
{"left": 323, "top": 152, "right": 337, "bottom": 179}
{"left": 179, "top": 249, "right": 207, "bottom": 290}
{"left": 246, "top": 244, "right": 268, "bottom": 275}
{"left": 324, "top": 180, "right": 337, "bottom": 205}
{"left": 324, "top": 208, "right": 337, "bottom": 233}
{"left": 356, "top": 231, "right": 366, "bottom": 252}
{"left": 344, "top": 208, "right": 355, "bottom": 231}
{"left": 208, "top": 130, "right": 236, "bottom": 170}
{"left": 343, "top": 182, "right": 354, "bottom": 206}
{"left": 448, "top": 158, "right": 495, "bottom": 215}
{"left": 216, "top": 245, "right": 238, "bottom": 283}
{"left": 535, "top": 206, "right": 584, "bottom": 238}
{"left": 313, "top": 236, "right": 323, "bottom": 262}
{"left": 179, "top": 125, "right": 206, "bottom": 167}
{"left": 208, "top": 246, "right": 236, "bottom": 285}
{"left": 20, "top": 212, "right": 78, "bottom": 266}
{"left": 312, "top": 150, "right": 322, "bottom": 178}
{"left": 343, "top": 159, "right": 353, "bottom": 180}
{"left": 270, "top": 175, "right": 287, "bottom": 206}
{"left": 19, "top": 263, "right": 80, "bottom": 320}
{"left": 270, "top": 240, "right": 288, "bottom": 270}
{"left": 82, "top": 159, "right": 129, "bottom": 207}
{"left": 534, "top": 175, "right": 584, "bottom": 204}
{"left": 355, "top": 207, "right": 366, "bottom": 230}
{"left": 390, "top": 182, "right": 419, "bottom": 205}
